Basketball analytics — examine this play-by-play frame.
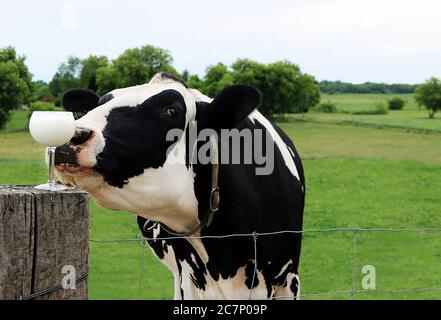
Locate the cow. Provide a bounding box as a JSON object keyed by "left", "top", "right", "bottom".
{"left": 55, "top": 72, "right": 305, "bottom": 300}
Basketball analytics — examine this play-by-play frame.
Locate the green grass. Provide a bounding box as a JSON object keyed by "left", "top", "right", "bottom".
{"left": 2, "top": 110, "right": 29, "bottom": 133}
{"left": 320, "top": 93, "right": 418, "bottom": 112}
{"left": 278, "top": 122, "right": 441, "bottom": 165}
{"left": 293, "top": 93, "right": 441, "bottom": 133}
{"left": 1, "top": 104, "right": 441, "bottom": 300}
{"left": 292, "top": 109, "right": 441, "bottom": 133}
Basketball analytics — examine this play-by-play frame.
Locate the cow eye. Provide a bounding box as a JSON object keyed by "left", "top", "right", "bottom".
{"left": 163, "top": 106, "right": 179, "bottom": 118}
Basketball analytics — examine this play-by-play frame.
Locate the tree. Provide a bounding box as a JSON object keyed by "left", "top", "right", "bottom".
{"left": 49, "top": 56, "right": 82, "bottom": 105}
{"left": 231, "top": 59, "right": 266, "bottom": 88}
{"left": 181, "top": 69, "right": 190, "bottom": 82}
{"left": 194, "top": 59, "right": 320, "bottom": 117}
{"left": 80, "top": 55, "right": 109, "bottom": 92}
{"left": 202, "top": 63, "right": 234, "bottom": 97}
{"left": 414, "top": 77, "right": 441, "bottom": 118}
{"left": 177, "top": 69, "right": 205, "bottom": 92}
{"left": 0, "top": 47, "right": 33, "bottom": 129}
{"left": 112, "top": 45, "right": 177, "bottom": 87}
{"left": 293, "top": 74, "right": 321, "bottom": 113}
{"left": 31, "top": 80, "right": 52, "bottom": 102}
{"left": 186, "top": 74, "right": 204, "bottom": 92}
{"left": 95, "top": 65, "right": 119, "bottom": 95}
{"left": 231, "top": 59, "right": 320, "bottom": 116}
{"left": 0, "top": 47, "right": 33, "bottom": 100}
{"left": 265, "top": 61, "right": 304, "bottom": 114}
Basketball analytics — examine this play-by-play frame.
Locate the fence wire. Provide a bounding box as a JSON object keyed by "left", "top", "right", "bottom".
{"left": 88, "top": 227, "right": 441, "bottom": 300}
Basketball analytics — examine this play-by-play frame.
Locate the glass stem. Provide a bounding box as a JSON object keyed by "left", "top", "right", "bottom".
{"left": 47, "top": 146, "right": 56, "bottom": 186}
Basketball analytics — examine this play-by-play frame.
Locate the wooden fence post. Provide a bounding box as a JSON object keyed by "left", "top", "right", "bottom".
{"left": 0, "top": 185, "right": 89, "bottom": 300}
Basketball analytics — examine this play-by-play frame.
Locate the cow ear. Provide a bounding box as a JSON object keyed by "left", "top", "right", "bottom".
{"left": 62, "top": 88, "right": 100, "bottom": 114}
{"left": 196, "top": 85, "right": 261, "bottom": 130}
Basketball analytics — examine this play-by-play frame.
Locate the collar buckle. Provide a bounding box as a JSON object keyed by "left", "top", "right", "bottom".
{"left": 209, "top": 186, "right": 220, "bottom": 212}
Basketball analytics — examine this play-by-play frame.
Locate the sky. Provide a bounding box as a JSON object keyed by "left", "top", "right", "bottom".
{"left": 1, "top": 0, "right": 441, "bottom": 84}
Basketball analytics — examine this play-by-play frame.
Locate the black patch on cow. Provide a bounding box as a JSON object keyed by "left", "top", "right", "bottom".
{"left": 173, "top": 259, "right": 184, "bottom": 300}
{"left": 95, "top": 89, "right": 186, "bottom": 188}
{"left": 244, "top": 261, "right": 259, "bottom": 289}
{"left": 184, "top": 124, "right": 193, "bottom": 169}
{"left": 262, "top": 267, "right": 276, "bottom": 298}
{"left": 98, "top": 93, "right": 114, "bottom": 106}
{"left": 158, "top": 72, "right": 189, "bottom": 88}
{"left": 180, "top": 280, "right": 184, "bottom": 300}
{"left": 290, "top": 275, "right": 299, "bottom": 298}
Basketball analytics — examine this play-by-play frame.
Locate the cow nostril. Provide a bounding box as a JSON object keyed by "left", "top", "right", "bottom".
{"left": 70, "top": 129, "right": 94, "bottom": 145}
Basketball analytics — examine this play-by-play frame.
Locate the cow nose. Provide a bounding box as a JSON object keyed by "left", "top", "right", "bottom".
{"left": 70, "top": 128, "right": 94, "bottom": 145}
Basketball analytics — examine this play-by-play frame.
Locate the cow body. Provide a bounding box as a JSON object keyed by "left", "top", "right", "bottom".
{"left": 55, "top": 73, "right": 305, "bottom": 300}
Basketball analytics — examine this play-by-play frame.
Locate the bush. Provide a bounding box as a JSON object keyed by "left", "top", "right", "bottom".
{"left": 27, "top": 102, "right": 61, "bottom": 121}
{"left": 388, "top": 97, "right": 406, "bottom": 110}
{"left": 374, "top": 102, "right": 389, "bottom": 114}
{"left": 313, "top": 101, "right": 338, "bottom": 113}
{"left": 351, "top": 102, "right": 389, "bottom": 115}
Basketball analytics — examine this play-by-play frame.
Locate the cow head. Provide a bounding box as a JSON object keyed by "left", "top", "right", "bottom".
{"left": 55, "top": 72, "right": 261, "bottom": 232}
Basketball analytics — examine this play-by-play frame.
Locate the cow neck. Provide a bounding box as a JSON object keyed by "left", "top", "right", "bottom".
{"left": 143, "top": 135, "right": 219, "bottom": 237}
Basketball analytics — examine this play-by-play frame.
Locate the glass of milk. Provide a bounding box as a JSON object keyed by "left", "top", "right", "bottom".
{"left": 29, "top": 111, "right": 75, "bottom": 191}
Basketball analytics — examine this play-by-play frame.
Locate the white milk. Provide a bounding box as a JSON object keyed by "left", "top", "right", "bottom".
{"left": 29, "top": 111, "right": 75, "bottom": 147}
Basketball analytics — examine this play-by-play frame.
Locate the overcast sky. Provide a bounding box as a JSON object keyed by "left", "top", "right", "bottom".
{"left": 1, "top": 0, "right": 440, "bottom": 84}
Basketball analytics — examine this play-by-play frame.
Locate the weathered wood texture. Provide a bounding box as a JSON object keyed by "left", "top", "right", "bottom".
{"left": 0, "top": 186, "right": 89, "bottom": 300}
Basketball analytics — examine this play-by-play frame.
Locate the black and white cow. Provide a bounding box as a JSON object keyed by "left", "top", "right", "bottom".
{"left": 55, "top": 72, "right": 305, "bottom": 300}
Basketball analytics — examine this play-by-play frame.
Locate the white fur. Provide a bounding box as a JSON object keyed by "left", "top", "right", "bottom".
{"left": 274, "top": 259, "right": 293, "bottom": 279}
{"left": 248, "top": 110, "right": 300, "bottom": 181}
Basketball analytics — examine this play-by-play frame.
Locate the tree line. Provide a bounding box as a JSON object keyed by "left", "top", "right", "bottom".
{"left": 320, "top": 80, "right": 417, "bottom": 94}
{"left": 1, "top": 44, "right": 440, "bottom": 130}
{"left": 8, "top": 45, "right": 321, "bottom": 122}
{"left": 45, "top": 46, "right": 321, "bottom": 117}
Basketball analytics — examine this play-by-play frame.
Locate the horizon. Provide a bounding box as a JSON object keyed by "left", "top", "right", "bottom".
{"left": 2, "top": 0, "right": 440, "bottom": 84}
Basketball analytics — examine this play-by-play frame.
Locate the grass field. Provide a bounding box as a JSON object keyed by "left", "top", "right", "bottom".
{"left": 301, "top": 93, "right": 441, "bottom": 133}
{"left": 1, "top": 109, "right": 30, "bottom": 133}
{"left": 1, "top": 98, "right": 441, "bottom": 300}
{"left": 320, "top": 93, "right": 419, "bottom": 111}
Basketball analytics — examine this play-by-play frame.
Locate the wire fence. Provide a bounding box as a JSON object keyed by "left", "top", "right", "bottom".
{"left": 88, "top": 227, "right": 441, "bottom": 300}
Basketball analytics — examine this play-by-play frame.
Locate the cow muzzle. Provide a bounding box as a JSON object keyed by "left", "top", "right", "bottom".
{"left": 55, "top": 128, "right": 98, "bottom": 175}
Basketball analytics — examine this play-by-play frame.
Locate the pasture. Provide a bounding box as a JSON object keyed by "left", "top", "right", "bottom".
{"left": 303, "top": 93, "right": 441, "bottom": 133}
{"left": 1, "top": 94, "right": 440, "bottom": 299}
